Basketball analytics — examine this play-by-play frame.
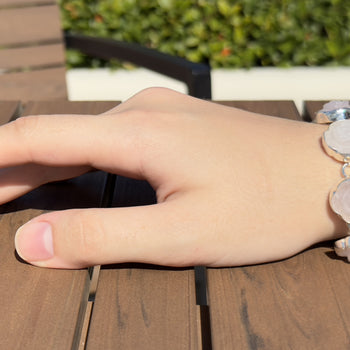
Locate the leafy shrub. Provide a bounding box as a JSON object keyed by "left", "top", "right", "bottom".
{"left": 59, "top": 0, "right": 350, "bottom": 68}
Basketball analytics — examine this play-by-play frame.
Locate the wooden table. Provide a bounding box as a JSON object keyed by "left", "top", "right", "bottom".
{"left": 1, "top": 99, "right": 349, "bottom": 350}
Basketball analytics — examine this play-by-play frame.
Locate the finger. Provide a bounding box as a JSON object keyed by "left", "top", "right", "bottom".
{"left": 0, "top": 165, "right": 90, "bottom": 204}
{"left": 0, "top": 113, "right": 144, "bottom": 178}
{"left": 14, "top": 199, "right": 205, "bottom": 269}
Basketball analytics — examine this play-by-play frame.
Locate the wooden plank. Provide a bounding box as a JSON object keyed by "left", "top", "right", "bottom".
{"left": 0, "top": 0, "right": 55, "bottom": 7}
{"left": 86, "top": 177, "right": 200, "bottom": 349}
{"left": 0, "top": 3, "right": 67, "bottom": 100}
{"left": 303, "top": 100, "right": 329, "bottom": 122}
{"left": 0, "top": 101, "right": 117, "bottom": 350}
{"left": 0, "top": 67, "right": 68, "bottom": 100}
{"left": 22, "top": 100, "right": 118, "bottom": 116}
{"left": 215, "top": 100, "right": 301, "bottom": 120}
{"left": 87, "top": 267, "right": 198, "bottom": 350}
{"left": 207, "top": 100, "right": 350, "bottom": 349}
{"left": 208, "top": 245, "right": 350, "bottom": 349}
{"left": 208, "top": 246, "right": 350, "bottom": 349}
{"left": 0, "top": 44, "right": 65, "bottom": 71}
{"left": 0, "top": 101, "right": 20, "bottom": 123}
{"left": 0, "top": 5, "right": 62, "bottom": 46}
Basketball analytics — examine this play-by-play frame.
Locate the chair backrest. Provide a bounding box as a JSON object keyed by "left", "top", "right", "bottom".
{"left": 0, "top": 0, "right": 67, "bottom": 100}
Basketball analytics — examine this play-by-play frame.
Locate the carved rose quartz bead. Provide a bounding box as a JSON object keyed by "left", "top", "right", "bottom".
{"left": 323, "top": 120, "right": 350, "bottom": 223}
{"left": 323, "top": 100, "right": 350, "bottom": 111}
{"left": 330, "top": 178, "right": 350, "bottom": 224}
{"left": 322, "top": 118, "right": 350, "bottom": 260}
{"left": 322, "top": 119, "right": 350, "bottom": 162}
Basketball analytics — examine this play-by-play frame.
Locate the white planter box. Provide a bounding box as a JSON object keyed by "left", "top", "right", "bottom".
{"left": 67, "top": 67, "right": 350, "bottom": 113}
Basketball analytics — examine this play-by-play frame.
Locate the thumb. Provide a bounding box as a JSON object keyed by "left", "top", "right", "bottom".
{"left": 14, "top": 203, "right": 200, "bottom": 269}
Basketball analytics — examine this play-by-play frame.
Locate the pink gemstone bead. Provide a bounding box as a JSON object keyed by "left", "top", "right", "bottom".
{"left": 330, "top": 178, "right": 350, "bottom": 223}
{"left": 324, "top": 120, "right": 350, "bottom": 155}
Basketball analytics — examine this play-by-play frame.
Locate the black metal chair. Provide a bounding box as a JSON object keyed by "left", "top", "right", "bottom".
{"left": 64, "top": 32, "right": 212, "bottom": 100}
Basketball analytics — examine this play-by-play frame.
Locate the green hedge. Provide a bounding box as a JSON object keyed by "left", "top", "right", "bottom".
{"left": 59, "top": 0, "right": 350, "bottom": 68}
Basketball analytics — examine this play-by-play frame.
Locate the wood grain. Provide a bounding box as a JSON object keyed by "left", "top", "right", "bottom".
{"left": 215, "top": 100, "right": 301, "bottom": 120}
{"left": 0, "top": 0, "right": 55, "bottom": 7}
{"left": 22, "top": 100, "right": 118, "bottom": 116}
{"left": 0, "top": 101, "right": 20, "bottom": 124}
{"left": 303, "top": 100, "right": 329, "bottom": 122}
{"left": 0, "top": 101, "right": 117, "bottom": 350}
{"left": 208, "top": 245, "right": 350, "bottom": 349}
{"left": 0, "top": 3, "right": 67, "bottom": 100}
{"left": 0, "top": 44, "right": 65, "bottom": 71}
{"left": 87, "top": 267, "right": 199, "bottom": 350}
{"left": 0, "top": 68, "right": 68, "bottom": 100}
{"left": 0, "top": 5, "right": 62, "bottom": 46}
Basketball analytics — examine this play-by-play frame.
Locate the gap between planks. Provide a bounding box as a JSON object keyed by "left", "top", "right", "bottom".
{"left": 71, "top": 174, "right": 117, "bottom": 350}
{"left": 0, "top": 1, "right": 57, "bottom": 10}
{"left": 72, "top": 266, "right": 101, "bottom": 350}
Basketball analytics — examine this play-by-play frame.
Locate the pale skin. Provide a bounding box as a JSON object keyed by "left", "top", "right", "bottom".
{"left": 0, "top": 88, "right": 347, "bottom": 269}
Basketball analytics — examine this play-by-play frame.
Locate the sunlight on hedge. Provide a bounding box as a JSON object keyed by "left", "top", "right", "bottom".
{"left": 59, "top": 0, "right": 350, "bottom": 68}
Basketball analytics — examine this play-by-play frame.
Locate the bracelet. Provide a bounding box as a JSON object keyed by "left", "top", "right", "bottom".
{"left": 316, "top": 101, "right": 350, "bottom": 261}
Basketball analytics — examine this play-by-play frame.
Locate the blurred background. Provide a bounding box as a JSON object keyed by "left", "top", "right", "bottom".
{"left": 59, "top": 0, "right": 350, "bottom": 110}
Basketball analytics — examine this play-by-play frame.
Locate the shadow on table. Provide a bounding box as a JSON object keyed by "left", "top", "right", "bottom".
{"left": 0, "top": 171, "right": 110, "bottom": 213}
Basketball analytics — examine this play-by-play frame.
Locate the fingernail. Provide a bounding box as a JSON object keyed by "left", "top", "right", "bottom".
{"left": 15, "top": 221, "right": 54, "bottom": 262}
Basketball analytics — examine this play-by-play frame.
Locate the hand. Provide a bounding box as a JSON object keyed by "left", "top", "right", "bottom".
{"left": 0, "top": 88, "right": 345, "bottom": 268}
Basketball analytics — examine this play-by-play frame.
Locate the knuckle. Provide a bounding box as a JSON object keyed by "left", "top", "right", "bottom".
{"left": 135, "top": 87, "right": 176, "bottom": 101}
{"left": 12, "top": 116, "right": 42, "bottom": 161}
{"left": 13, "top": 115, "right": 40, "bottom": 135}
{"left": 72, "top": 210, "right": 105, "bottom": 264}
